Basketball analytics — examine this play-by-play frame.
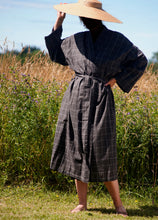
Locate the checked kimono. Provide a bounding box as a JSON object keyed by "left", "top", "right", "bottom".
{"left": 45, "top": 26, "right": 147, "bottom": 183}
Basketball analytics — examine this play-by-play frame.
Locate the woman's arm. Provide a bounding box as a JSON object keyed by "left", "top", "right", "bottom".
{"left": 54, "top": 11, "right": 66, "bottom": 31}
{"left": 115, "top": 46, "right": 148, "bottom": 93}
{"left": 45, "top": 9, "right": 68, "bottom": 66}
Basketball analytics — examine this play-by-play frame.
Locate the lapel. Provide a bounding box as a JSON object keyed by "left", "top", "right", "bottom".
{"left": 85, "top": 27, "right": 108, "bottom": 63}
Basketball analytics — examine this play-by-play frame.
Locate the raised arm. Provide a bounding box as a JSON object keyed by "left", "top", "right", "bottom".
{"left": 45, "top": 9, "right": 68, "bottom": 66}
{"left": 54, "top": 10, "right": 66, "bottom": 31}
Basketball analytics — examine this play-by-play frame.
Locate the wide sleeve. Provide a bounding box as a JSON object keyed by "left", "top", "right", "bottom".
{"left": 115, "top": 45, "right": 148, "bottom": 93}
{"left": 45, "top": 26, "right": 68, "bottom": 66}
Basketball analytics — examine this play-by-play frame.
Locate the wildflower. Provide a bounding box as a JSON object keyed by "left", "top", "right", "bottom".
{"left": 21, "top": 74, "right": 27, "bottom": 77}
{"left": 127, "top": 112, "right": 130, "bottom": 115}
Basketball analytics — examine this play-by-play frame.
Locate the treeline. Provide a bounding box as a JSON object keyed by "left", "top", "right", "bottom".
{"left": 0, "top": 46, "right": 45, "bottom": 64}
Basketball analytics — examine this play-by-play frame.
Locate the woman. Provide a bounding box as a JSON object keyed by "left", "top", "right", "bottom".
{"left": 45, "top": 0, "right": 147, "bottom": 216}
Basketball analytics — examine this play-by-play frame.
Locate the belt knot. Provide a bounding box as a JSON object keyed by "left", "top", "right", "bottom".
{"left": 75, "top": 72, "right": 107, "bottom": 84}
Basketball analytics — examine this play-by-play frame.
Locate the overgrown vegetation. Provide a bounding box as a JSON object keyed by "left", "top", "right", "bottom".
{"left": 115, "top": 88, "right": 158, "bottom": 188}
{"left": 0, "top": 49, "right": 157, "bottom": 191}
{"left": 0, "top": 72, "right": 65, "bottom": 186}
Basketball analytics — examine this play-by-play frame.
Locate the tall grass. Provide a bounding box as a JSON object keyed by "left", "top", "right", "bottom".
{"left": 0, "top": 50, "right": 157, "bottom": 189}
{"left": 0, "top": 51, "right": 74, "bottom": 83}
{"left": 114, "top": 88, "right": 158, "bottom": 188}
{"left": 0, "top": 71, "right": 65, "bottom": 185}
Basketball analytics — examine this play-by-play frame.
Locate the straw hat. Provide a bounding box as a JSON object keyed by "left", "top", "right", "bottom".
{"left": 54, "top": 0, "right": 122, "bottom": 23}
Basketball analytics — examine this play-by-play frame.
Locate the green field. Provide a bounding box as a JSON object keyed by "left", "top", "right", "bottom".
{"left": 0, "top": 184, "right": 158, "bottom": 220}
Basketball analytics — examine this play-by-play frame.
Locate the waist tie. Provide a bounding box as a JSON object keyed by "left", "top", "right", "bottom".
{"left": 75, "top": 72, "right": 107, "bottom": 84}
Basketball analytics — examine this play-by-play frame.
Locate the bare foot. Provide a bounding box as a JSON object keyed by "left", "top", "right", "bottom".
{"left": 116, "top": 206, "right": 128, "bottom": 217}
{"left": 71, "top": 205, "right": 87, "bottom": 213}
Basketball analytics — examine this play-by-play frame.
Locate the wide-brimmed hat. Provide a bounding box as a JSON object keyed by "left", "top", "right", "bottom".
{"left": 54, "top": 0, "right": 122, "bottom": 23}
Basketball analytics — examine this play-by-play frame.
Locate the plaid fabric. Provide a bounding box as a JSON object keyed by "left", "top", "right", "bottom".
{"left": 45, "top": 26, "right": 147, "bottom": 182}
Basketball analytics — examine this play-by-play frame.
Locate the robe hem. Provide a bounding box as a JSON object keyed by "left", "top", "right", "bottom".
{"left": 50, "top": 167, "right": 118, "bottom": 183}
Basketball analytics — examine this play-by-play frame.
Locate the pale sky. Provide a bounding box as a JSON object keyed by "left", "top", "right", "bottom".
{"left": 0, "top": 0, "right": 158, "bottom": 60}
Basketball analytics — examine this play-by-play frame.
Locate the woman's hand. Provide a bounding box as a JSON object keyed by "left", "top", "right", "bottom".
{"left": 54, "top": 4, "right": 66, "bottom": 31}
{"left": 57, "top": 10, "right": 66, "bottom": 23}
{"left": 105, "top": 78, "right": 116, "bottom": 88}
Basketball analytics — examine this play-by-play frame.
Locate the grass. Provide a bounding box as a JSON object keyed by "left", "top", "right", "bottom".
{"left": 0, "top": 184, "right": 158, "bottom": 220}
{"left": 0, "top": 50, "right": 158, "bottom": 219}
{"left": 0, "top": 51, "right": 158, "bottom": 187}
{"left": 0, "top": 50, "right": 157, "bottom": 92}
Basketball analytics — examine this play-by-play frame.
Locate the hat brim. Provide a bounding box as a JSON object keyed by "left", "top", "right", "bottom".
{"left": 54, "top": 3, "right": 122, "bottom": 23}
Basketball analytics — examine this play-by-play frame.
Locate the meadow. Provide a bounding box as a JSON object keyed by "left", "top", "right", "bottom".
{"left": 0, "top": 50, "right": 157, "bottom": 195}
{"left": 0, "top": 184, "right": 158, "bottom": 219}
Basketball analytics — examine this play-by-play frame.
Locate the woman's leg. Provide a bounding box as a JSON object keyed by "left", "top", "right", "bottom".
{"left": 71, "top": 179, "right": 88, "bottom": 213}
{"left": 104, "top": 180, "right": 128, "bottom": 216}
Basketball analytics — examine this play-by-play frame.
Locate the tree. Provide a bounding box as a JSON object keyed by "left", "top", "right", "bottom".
{"left": 16, "top": 46, "right": 42, "bottom": 64}
{"left": 148, "top": 52, "right": 158, "bottom": 74}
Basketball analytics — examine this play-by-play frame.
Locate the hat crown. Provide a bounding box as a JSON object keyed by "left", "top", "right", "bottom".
{"left": 79, "top": 0, "right": 102, "bottom": 10}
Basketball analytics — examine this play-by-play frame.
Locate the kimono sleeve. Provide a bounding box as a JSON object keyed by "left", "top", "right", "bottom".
{"left": 45, "top": 26, "right": 68, "bottom": 66}
{"left": 115, "top": 45, "right": 148, "bottom": 93}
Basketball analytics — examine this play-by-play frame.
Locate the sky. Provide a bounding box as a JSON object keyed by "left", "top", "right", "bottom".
{"left": 0, "top": 0, "right": 158, "bottom": 60}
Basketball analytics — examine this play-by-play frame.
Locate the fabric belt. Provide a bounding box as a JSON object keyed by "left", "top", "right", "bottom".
{"left": 75, "top": 72, "right": 107, "bottom": 84}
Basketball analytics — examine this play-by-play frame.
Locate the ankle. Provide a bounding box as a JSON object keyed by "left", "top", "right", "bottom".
{"left": 79, "top": 202, "right": 87, "bottom": 209}
{"left": 113, "top": 200, "right": 123, "bottom": 209}
{"left": 115, "top": 205, "right": 128, "bottom": 216}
